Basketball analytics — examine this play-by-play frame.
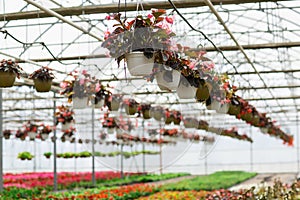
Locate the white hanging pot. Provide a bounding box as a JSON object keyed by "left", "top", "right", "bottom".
{"left": 61, "top": 122, "right": 73, "bottom": 131}
{"left": 155, "top": 66, "right": 180, "bottom": 91}
{"left": 107, "top": 127, "right": 115, "bottom": 134}
{"left": 217, "top": 103, "right": 229, "bottom": 114}
{"left": 94, "top": 99, "right": 105, "bottom": 108}
{"left": 177, "top": 77, "right": 197, "bottom": 99}
{"left": 28, "top": 132, "right": 37, "bottom": 140}
{"left": 206, "top": 100, "right": 221, "bottom": 111}
{"left": 40, "top": 133, "right": 49, "bottom": 140}
{"left": 125, "top": 52, "right": 154, "bottom": 76}
{"left": 73, "top": 97, "right": 89, "bottom": 109}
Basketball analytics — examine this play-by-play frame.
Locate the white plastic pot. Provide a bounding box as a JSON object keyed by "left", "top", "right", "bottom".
{"left": 28, "top": 132, "right": 37, "bottom": 140}
{"left": 177, "top": 78, "right": 197, "bottom": 99}
{"left": 73, "top": 97, "right": 89, "bottom": 109}
{"left": 40, "top": 133, "right": 49, "bottom": 140}
{"left": 206, "top": 100, "right": 221, "bottom": 111}
{"left": 125, "top": 52, "right": 154, "bottom": 76}
{"left": 94, "top": 99, "right": 105, "bottom": 108}
{"left": 155, "top": 67, "right": 180, "bottom": 91}
{"left": 217, "top": 103, "right": 229, "bottom": 114}
{"left": 61, "top": 122, "right": 73, "bottom": 131}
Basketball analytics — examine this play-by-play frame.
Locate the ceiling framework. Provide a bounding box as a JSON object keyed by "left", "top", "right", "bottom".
{"left": 0, "top": 0, "right": 299, "bottom": 131}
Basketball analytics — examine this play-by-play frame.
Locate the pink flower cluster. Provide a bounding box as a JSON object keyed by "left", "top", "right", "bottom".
{"left": 4, "top": 171, "right": 142, "bottom": 189}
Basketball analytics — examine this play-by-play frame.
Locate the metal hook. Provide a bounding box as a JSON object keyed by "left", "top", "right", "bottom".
{"left": 219, "top": 2, "right": 230, "bottom": 24}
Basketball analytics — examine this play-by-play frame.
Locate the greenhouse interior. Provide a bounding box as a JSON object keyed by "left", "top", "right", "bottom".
{"left": 1, "top": 0, "right": 300, "bottom": 199}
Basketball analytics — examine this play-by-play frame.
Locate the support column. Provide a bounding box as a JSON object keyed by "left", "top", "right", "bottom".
{"left": 0, "top": 89, "right": 3, "bottom": 192}
{"left": 53, "top": 93, "right": 57, "bottom": 191}
{"left": 91, "top": 107, "right": 96, "bottom": 186}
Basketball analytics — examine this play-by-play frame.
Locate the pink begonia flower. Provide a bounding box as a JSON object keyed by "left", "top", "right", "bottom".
{"left": 213, "top": 76, "right": 219, "bottom": 81}
{"left": 203, "top": 61, "right": 215, "bottom": 70}
{"left": 198, "top": 51, "right": 207, "bottom": 57}
{"left": 165, "top": 16, "right": 174, "bottom": 24}
{"left": 60, "top": 81, "right": 68, "bottom": 88}
{"left": 79, "top": 78, "right": 85, "bottom": 85}
{"left": 189, "top": 61, "right": 196, "bottom": 69}
{"left": 147, "top": 13, "right": 153, "bottom": 19}
{"left": 81, "top": 69, "right": 88, "bottom": 75}
{"left": 95, "top": 83, "right": 101, "bottom": 92}
{"left": 104, "top": 30, "right": 111, "bottom": 40}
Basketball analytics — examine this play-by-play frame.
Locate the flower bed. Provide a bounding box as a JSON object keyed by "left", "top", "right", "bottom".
{"left": 3, "top": 171, "right": 141, "bottom": 189}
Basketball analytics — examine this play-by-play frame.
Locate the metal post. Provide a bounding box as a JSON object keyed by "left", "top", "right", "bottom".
{"left": 142, "top": 120, "right": 145, "bottom": 173}
{"left": 91, "top": 107, "right": 96, "bottom": 186}
{"left": 204, "top": 144, "right": 207, "bottom": 175}
{"left": 53, "top": 93, "right": 57, "bottom": 191}
{"left": 159, "top": 122, "right": 162, "bottom": 175}
{"left": 250, "top": 127, "right": 253, "bottom": 172}
{"left": 0, "top": 89, "right": 3, "bottom": 192}
{"left": 120, "top": 144, "right": 124, "bottom": 179}
{"left": 297, "top": 113, "right": 299, "bottom": 174}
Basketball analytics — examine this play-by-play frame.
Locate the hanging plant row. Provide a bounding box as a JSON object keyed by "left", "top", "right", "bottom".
{"left": 100, "top": 9, "right": 293, "bottom": 146}
{"left": 0, "top": 59, "right": 55, "bottom": 92}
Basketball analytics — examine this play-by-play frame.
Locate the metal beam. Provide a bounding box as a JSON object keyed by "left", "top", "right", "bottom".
{"left": 16, "top": 41, "right": 300, "bottom": 63}
{"left": 23, "top": 0, "right": 103, "bottom": 42}
{"left": 1, "top": 0, "right": 288, "bottom": 21}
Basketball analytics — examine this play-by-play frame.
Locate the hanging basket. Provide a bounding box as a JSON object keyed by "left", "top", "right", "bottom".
{"left": 40, "top": 133, "right": 49, "bottom": 140}
{"left": 110, "top": 99, "right": 121, "bottom": 111}
{"left": 107, "top": 128, "right": 115, "bottom": 134}
{"left": 173, "top": 118, "right": 181, "bottom": 125}
{"left": 125, "top": 52, "right": 154, "bottom": 76}
{"left": 195, "top": 81, "right": 210, "bottom": 102}
{"left": 28, "top": 132, "right": 37, "bottom": 140}
{"left": 61, "top": 122, "right": 73, "bottom": 131}
{"left": 73, "top": 97, "right": 89, "bottom": 109}
{"left": 0, "top": 71, "right": 16, "bottom": 88}
{"left": 206, "top": 100, "right": 221, "bottom": 111}
{"left": 33, "top": 79, "right": 52, "bottom": 92}
{"left": 228, "top": 104, "right": 241, "bottom": 116}
{"left": 177, "top": 77, "right": 197, "bottom": 99}
{"left": 94, "top": 99, "right": 105, "bottom": 108}
{"left": 142, "top": 109, "right": 151, "bottom": 119}
{"left": 150, "top": 109, "right": 164, "bottom": 121}
{"left": 217, "top": 103, "right": 230, "bottom": 114}
{"left": 155, "top": 67, "right": 180, "bottom": 91}
{"left": 125, "top": 105, "right": 138, "bottom": 115}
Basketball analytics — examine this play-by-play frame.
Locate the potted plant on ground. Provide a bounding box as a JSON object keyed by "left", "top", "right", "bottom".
{"left": 0, "top": 59, "right": 23, "bottom": 87}
{"left": 44, "top": 152, "right": 52, "bottom": 159}
{"left": 18, "top": 151, "right": 34, "bottom": 160}
{"left": 102, "top": 9, "right": 175, "bottom": 76}
{"left": 123, "top": 98, "right": 139, "bottom": 115}
{"left": 29, "top": 66, "right": 55, "bottom": 92}
{"left": 3, "top": 130, "right": 12, "bottom": 140}
{"left": 39, "top": 124, "right": 52, "bottom": 140}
